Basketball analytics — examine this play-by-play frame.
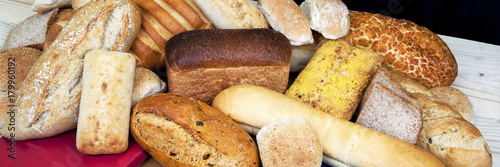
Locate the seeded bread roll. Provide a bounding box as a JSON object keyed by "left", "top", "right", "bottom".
{"left": 343, "top": 11, "right": 458, "bottom": 88}
{"left": 131, "top": 93, "right": 260, "bottom": 166}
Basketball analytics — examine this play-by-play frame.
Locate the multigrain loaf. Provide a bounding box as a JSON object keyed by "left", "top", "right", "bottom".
{"left": 256, "top": 117, "right": 323, "bottom": 167}
{"left": 430, "top": 86, "right": 474, "bottom": 123}
{"left": 342, "top": 11, "right": 458, "bottom": 88}
{"left": 286, "top": 39, "right": 382, "bottom": 120}
{"left": 0, "top": 0, "right": 141, "bottom": 141}
{"left": 131, "top": 93, "right": 260, "bottom": 166}
{"left": 213, "top": 84, "right": 445, "bottom": 167}
{"left": 356, "top": 82, "right": 422, "bottom": 144}
{"left": 1, "top": 9, "right": 58, "bottom": 51}
{"left": 165, "top": 29, "right": 291, "bottom": 105}
{"left": 257, "top": 0, "right": 313, "bottom": 45}
{"left": 193, "top": 0, "right": 269, "bottom": 29}
{"left": 391, "top": 71, "right": 492, "bottom": 167}
{"left": 130, "top": 0, "right": 214, "bottom": 71}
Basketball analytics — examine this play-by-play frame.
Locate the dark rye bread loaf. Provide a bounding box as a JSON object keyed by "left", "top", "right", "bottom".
{"left": 165, "top": 28, "right": 291, "bottom": 104}
{"left": 130, "top": 93, "right": 260, "bottom": 166}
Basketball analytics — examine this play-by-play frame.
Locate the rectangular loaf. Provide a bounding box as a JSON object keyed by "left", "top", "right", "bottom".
{"left": 76, "top": 50, "right": 136, "bottom": 154}
{"left": 165, "top": 29, "right": 291, "bottom": 104}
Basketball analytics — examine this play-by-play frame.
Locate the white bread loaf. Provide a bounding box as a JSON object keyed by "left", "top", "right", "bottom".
{"left": 212, "top": 84, "right": 445, "bottom": 167}
{"left": 193, "top": 0, "right": 269, "bottom": 29}
{"left": 257, "top": 0, "right": 313, "bottom": 45}
{"left": 300, "top": 0, "right": 349, "bottom": 39}
{"left": 76, "top": 50, "right": 135, "bottom": 155}
{"left": 0, "top": 0, "right": 141, "bottom": 141}
{"left": 256, "top": 117, "right": 323, "bottom": 167}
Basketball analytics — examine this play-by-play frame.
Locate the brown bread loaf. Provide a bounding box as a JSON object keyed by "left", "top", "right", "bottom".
{"left": 131, "top": 93, "right": 260, "bottom": 166}
{"left": 342, "top": 11, "right": 458, "bottom": 88}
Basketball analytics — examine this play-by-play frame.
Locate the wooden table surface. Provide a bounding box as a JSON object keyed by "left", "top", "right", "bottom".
{"left": 1, "top": 0, "right": 499, "bottom": 166}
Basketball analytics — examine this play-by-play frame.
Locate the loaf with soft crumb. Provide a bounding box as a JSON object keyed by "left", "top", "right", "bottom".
{"left": 342, "top": 11, "right": 458, "bottom": 88}
{"left": 130, "top": 93, "right": 260, "bottom": 166}
{"left": 391, "top": 71, "right": 492, "bottom": 167}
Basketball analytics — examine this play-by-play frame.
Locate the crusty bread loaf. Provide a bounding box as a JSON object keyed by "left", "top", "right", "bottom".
{"left": 76, "top": 50, "right": 136, "bottom": 155}
{"left": 300, "top": 0, "right": 349, "bottom": 39}
{"left": 256, "top": 117, "right": 322, "bottom": 167}
{"left": 32, "top": 0, "right": 71, "bottom": 13}
{"left": 131, "top": 67, "right": 166, "bottom": 107}
{"left": 286, "top": 39, "right": 382, "bottom": 120}
{"left": 130, "top": 0, "right": 214, "bottom": 71}
{"left": 356, "top": 82, "right": 422, "bottom": 144}
{"left": 71, "top": 0, "right": 91, "bottom": 9}
{"left": 430, "top": 86, "right": 474, "bottom": 123}
{"left": 193, "top": 0, "right": 269, "bottom": 29}
{"left": 212, "top": 84, "right": 445, "bottom": 167}
{"left": 165, "top": 29, "right": 291, "bottom": 104}
{"left": 1, "top": 9, "right": 58, "bottom": 51}
{"left": 0, "top": 0, "right": 141, "bottom": 141}
{"left": 343, "top": 11, "right": 458, "bottom": 88}
{"left": 43, "top": 8, "right": 77, "bottom": 51}
{"left": 257, "top": 0, "right": 313, "bottom": 45}
{"left": 391, "top": 71, "right": 492, "bottom": 167}
{"left": 131, "top": 93, "right": 260, "bottom": 166}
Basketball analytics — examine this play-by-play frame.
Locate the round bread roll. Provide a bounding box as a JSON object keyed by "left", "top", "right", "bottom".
{"left": 257, "top": 117, "right": 322, "bottom": 167}
{"left": 300, "top": 0, "right": 349, "bottom": 39}
{"left": 257, "top": 0, "right": 313, "bottom": 45}
{"left": 342, "top": 11, "right": 458, "bottom": 88}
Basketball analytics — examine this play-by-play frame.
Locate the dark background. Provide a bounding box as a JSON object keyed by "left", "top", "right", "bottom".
{"left": 293, "top": 0, "right": 500, "bottom": 45}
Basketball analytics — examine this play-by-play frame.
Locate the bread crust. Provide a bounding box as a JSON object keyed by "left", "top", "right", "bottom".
{"left": 193, "top": 0, "right": 269, "bottom": 29}
{"left": 0, "top": 0, "right": 141, "bottom": 141}
{"left": 130, "top": 93, "right": 260, "bottom": 166}
{"left": 343, "top": 11, "right": 458, "bottom": 88}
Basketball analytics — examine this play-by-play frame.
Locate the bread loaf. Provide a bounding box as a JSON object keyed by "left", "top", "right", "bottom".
{"left": 342, "top": 11, "right": 458, "bottom": 88}
{"left": 131, "top": 67, "right": 166, "bottom": 107}
{"left": 193, "top": 0, "right": 269, "bottom": 29}
{"left": 286, "top": 39, "right": 382, "bottom": 120}
{"left": 165, "top": 29, "right": 291, "bottom": 104}
{"left": 71, "top": 0, "right": 91, "bottom": 9}
{"left": 76, "top": 50, "right": 136, "bottom": 154}
{"left": 43, "top": 8, "right": 77, "bottom": 51}
{"left": 256, "top": 117, "right": 323, "bottom": 167}
{"left": 131, "top": 93, "right": 260, "bottom": 166}
{"left": 0, "top": 0, "right": 141, "bottom": 141}
{"left": 130, "top": 0, "right": 214, "bottom": 71}
{"left": 430, "top": 86, "right": 474, "bottom": 123}
{"left": 257, "top": 0, "right": 313, "bottom": 45}
{"left": 1, "top": 9, "right": 58, "bottom": 51}
{"left": 391, "top": 72, "right": 492, "bottom": 167}
{"left": 300, "top": 0, "right": 350, "bottom": 39}
{"left": 32, "top": 0, "right": 71, "bottom": 13}
{"left": 212, "top": 84, "right": 445, "bottom": 167}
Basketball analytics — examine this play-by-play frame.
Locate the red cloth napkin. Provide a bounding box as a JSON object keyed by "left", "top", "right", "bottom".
{"left": 0, "top": 130, "right": 148, "bottom": 166}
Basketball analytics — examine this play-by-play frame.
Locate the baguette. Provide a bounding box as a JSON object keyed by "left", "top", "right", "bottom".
{"left": 0, "top": 0, "right": 141, "bottom": 141}
{"left": 212, "top": 84, "right": 444, "bottom": 167}
{"left": 76, "top": 50, "right": 136, "bottom": 155}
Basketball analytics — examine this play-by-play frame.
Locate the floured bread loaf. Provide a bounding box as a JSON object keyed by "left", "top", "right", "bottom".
{"left": 343, "top": 11, "right": 458, "bottom": 88}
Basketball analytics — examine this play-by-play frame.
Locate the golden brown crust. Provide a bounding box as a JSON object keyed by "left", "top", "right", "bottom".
{"left": 131, "top": 93, "right": 260, "bottom": 166}
{"left": 44, "top": 9, "right": 77, "bottom": 51}
{"left": 342, "top": 11, "right": 458, "bottom": 88}
{"left": 430, "top": 86, "right": 474, "bottom": 123}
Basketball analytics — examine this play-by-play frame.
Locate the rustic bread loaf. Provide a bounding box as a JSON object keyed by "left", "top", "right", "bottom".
{"left": 130, "top": 93, "right": 260, "bottom": 166}
{"left": 1, "top": 9, "right": 58, "bottom": 51}
{"left": 286, "top": 39, "right": 382, "bottom": 120}
{"left": 213, "top": 84, "right": 445, "bottom": 167}
{"left": 131, "top": 67, "right": 166, "bottom": 107}
{"left": 430, "top": 86, "right": 474, "bottom": 123}
{"left": 71, "top": 0, "right": 91, "bottom": 9}
{"left": 342, "top": 11, "right": 458, "bottom": 88}
{"left": 193, "top": 0, "right": 269, "bottom": 29}
{"left": 257, "top": 0, "right": 313, "bottom": 45}
{"left": 256, "top": 117, "right": 323, "bottom": 167}
{"left": 43, "top": 8, "right": 77, "bottom": 51}
{"left": 76, "top": 50, "right": 136, "bottom": 155}
{"left": 165, "top": 29, "right": 291, "bottom": 105}
{"left": 130, "top": 0, "right": 214, "bottom": 71}
{"left": 32, "top": 0, "right": 71, "bottom": 13}
{"left": 391, "top": 71, "right": 492, "bottom": 167}
{"left": 356, "top": 82, "right": 422, "bottom": 144}
{"left": 0, "top": 0, "right": 141, "bottom": 141}
{"left": 300, "top": 0, "right": 349, "bottom": 39}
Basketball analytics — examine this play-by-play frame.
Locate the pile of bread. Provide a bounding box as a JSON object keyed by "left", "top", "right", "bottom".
{"left": 0, "top": 0, "right": 492, "bottom": 166}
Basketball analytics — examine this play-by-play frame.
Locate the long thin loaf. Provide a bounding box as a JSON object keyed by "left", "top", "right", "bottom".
{"left": 0, "top": 0, "right": 141, "bottom": 141}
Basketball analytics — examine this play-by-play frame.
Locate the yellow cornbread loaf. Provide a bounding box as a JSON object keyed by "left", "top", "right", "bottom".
{"left": 286, "top": 39, "right": 382, "bottom": 120}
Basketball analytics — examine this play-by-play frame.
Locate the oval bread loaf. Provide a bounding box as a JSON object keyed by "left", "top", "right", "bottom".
{"left": 342, "top": 11, "right": 458, "bottom": 88}
{"left": 131, "top": 93, "right": 260, "bottom": 166}
{"left": 213, "top": 84, "right": 445, "bottom": 167}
